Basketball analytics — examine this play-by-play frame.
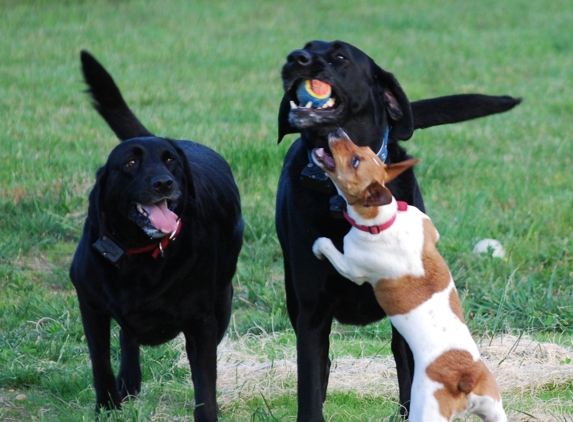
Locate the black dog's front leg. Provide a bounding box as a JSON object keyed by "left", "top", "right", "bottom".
{"left": 116, "top": 328, "right": 142, "bottom": 400}
{"left": 78, "top": 301, "right": 122, "bottom": 412}
{"left": 296, "top": 305, "right": 334, "bottom": 422}
{"left": 184, "top": 316, "right": 219, "bottom": 422}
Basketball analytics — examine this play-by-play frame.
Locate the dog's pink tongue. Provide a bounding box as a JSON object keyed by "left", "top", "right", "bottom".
{"left": 142, "top": 202, "right": 179, "bottom": 234}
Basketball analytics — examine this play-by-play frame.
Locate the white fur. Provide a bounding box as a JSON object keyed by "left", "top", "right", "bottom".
{"left": 390, "top": 281, "right": 479, "bottom": 368}
{"left": 313, "top": 198, "right": 428, "bottom": 283}
{"left": 313, "top": 198, "right": 506, "bottom": 422}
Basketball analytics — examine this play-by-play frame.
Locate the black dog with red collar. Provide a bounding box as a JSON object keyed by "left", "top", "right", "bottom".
{"left": 70, "top": 51, "right": 243, "bottom": 421}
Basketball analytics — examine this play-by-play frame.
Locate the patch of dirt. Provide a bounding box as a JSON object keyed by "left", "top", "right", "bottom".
{"left": 0, "top": 389, "right": 33, "bottom": 421}
{"left": 175, "top": 333, "right": 573, "bottom": 421}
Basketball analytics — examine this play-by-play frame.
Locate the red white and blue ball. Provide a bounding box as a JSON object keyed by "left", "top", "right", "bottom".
{"left": 296, "top": 79, "right": 332, "bottom": 108}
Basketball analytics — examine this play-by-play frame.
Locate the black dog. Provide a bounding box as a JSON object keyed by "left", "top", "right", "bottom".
{"left": 70, "top": 51, "right": 243, "bottom": 422}
{"left": 275, "top": 40, "right": 520, "bottom": 421}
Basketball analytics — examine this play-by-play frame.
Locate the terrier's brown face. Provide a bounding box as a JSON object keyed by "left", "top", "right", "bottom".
{"left": 312, "top": 128, "right": 419, "bottom": 213}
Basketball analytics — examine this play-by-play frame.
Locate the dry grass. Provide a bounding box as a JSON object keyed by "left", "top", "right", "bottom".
{"left": 175, "top": 333, "right": 573, "bottom": 421}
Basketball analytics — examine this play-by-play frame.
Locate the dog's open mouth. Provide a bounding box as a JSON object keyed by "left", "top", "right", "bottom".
{"left": 312, "top": 148, "right": 335, "bottom": 171}
{"left": 289, "top": 79, "right": 340, "bottom": 112}
{"left": 131, "top": 199, "right": 179, "bottom": 238}
{"left": 286, "top": 79, "right": 344, "bottom": 131}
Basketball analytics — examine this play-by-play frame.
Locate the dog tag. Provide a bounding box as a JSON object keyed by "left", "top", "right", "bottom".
{"left": 300, "top": 162, "right": 334, "bottom": 193}
{"left": 92, "top": 236, "right": 124, "bottom": 266}
{"left": 329, "top": 195, "right": 346, "bottom": 219}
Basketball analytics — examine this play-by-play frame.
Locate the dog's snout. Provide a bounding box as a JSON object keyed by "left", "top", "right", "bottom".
{"left": 287, "top": 49, "right": 312, "bottom": 66}
{"left": 329, "top": 127, "right": 350, "bottom": 143}
{"left": 151, "top": 175, "right": 174, "bottom": 194}
{"left": 333, "top": 127, "right": 347, "bottom": 139}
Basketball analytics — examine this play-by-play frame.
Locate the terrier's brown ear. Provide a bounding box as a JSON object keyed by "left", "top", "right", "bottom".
{"left": 384, "top": 158, "right": 421, "bottom": 183}
{"left": 362, "top": 182, "right": 393, "bottom": 207}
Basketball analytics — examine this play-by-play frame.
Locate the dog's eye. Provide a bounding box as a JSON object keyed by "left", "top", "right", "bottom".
{"left": 351, "top": 156, "right": 360, "bottom": 168}
{"left": 335, "top": 54, "right": 346, "bottom": 61}
{"left": 126, "top": 159, "right": 137, "bottom": 168}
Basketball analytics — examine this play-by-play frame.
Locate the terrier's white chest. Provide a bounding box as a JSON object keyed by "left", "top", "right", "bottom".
{"left": 342, "top": 207, "right": 428, "bottom": 281}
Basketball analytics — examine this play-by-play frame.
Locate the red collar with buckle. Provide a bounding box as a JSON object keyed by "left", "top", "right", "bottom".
{"left": 96, "top": 213, "right": 182, "bottom": 263}
{"left": 343, "top": 201, "right": 408, "bottom": 234}
{"left": 125, "top": 219, "right": 182, "bottom": 258}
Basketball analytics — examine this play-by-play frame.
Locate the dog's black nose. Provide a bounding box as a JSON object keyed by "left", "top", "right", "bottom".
{"left": 332, "top": 127, "right": 346, "bottom": 138}
{"left": 330, "top": 127, "right": 349, "bottom": 141}
{"left": 287, "top": 49, "right": 312, "bottom": 66}
{"left": 151, "top": 175, "right": 174, "bottom": 194}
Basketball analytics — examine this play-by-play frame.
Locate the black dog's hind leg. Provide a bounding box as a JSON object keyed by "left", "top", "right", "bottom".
{"left": 284, "top": 256, "right": 300, "bottom": 331}
{"left": 321, "top": 354, "right": 331, "bottom": 404}
{"left": 116, "top": 329, "right": 142, "bottom": 400}
{"left": 78, "top": 302, "right": 122, "bottom": 411}
{"left": 184, "top": 317, "right": 220, "bottom": 422}
{"left": 391, "top": 325, "right": 415, "bottom": 418}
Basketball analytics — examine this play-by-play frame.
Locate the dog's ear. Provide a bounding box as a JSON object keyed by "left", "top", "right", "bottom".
{"left": 384, "top": 158, "right": 421, "bottom": 183}
{"left": 373, "top": 64, "right": 414, "bottom": 141}
{"left": 277, "top": 94, "right": 297, "bottom": 143}
{"left": 362, "top": 182, "right": 393, "bottom": 207}
{"left": 170, "top": 142, "right": 196, "bottom": 202}
{"left": 89, "top": 165, "right": 108, "bottom": 228}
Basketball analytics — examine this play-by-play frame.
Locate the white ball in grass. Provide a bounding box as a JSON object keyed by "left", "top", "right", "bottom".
{"left": 473, "top": 239, "right": 506, "bottom": 258}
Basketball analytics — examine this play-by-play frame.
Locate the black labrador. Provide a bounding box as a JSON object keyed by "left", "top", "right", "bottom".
{"left": 70, "top": 51, "right": 244, "bottom": 422}
{"left": 275, "top": 40, "right": 520, "bottom": 421}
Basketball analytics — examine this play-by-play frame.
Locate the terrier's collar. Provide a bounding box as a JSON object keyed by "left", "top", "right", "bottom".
{"left": 343, "top": 201, "right": 408, "bottom": 234}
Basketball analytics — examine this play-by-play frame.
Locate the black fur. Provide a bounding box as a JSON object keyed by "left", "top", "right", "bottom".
{"left": 70, "top": 51, "right": 243, "bottom": 421}
{"left": 275, "top": 40, "right": 520, "bottom": 422}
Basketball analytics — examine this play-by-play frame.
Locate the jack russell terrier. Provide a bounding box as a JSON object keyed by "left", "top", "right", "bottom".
{"left": 311, "top": 128, "right": 506, "bottom": 422}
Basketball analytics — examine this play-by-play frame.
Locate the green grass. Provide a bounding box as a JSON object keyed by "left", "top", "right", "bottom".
{"left": 1, "top": 0, "right": 573, "bottom": 420}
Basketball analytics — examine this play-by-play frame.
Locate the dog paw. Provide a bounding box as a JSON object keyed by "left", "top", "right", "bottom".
{"left": 312, "top": 237, "right": 330, "bottom": 260}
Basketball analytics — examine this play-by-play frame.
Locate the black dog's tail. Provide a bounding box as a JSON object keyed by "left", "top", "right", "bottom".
{"left": 411, "top": 94, "right": 522, "bottom": 130}
{"left": 80, "top": 50, "right": 154, "bottom": 141}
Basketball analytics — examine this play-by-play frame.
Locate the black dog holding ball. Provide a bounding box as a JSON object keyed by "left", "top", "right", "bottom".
{"left": 275, "top": 39, "right": 521, "bottom": 421}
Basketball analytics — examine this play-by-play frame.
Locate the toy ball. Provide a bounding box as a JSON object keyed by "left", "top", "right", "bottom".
{"left": 473, "top": 238, "right": 506, "bottom": 258}
{"left": 296, "top": 79, "right": 332, "bottom": 108}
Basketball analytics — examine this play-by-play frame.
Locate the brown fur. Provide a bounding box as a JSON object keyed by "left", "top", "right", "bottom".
{"left": 373, "top": 218, "right": 450, "bottom": 316}
{"left": 426, "top": 349, "right": 500, "bottom": 419}
{"left": 317, "top": 131, "right": 504, "bottom": 421}
{"left": 433, "top": 387, "right": 470, "bottom": 419}
{"left": 472, "top": 361, "right": 502, "bottom": 401}
{"left": 324, "top": 137, "right": 419, "bottom": 221}
{"left": 449, "top": 288, "right": 466, "bottom": 323}
{"left": 354, "top": 200, "right": 382, "bottom": 220}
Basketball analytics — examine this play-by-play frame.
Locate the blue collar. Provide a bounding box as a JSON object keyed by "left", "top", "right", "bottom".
{"left": 378, "top": 126, "right": 390, "bottom": 163}
{"left": 307, "top": 127, "right": 390, "bottom": 163}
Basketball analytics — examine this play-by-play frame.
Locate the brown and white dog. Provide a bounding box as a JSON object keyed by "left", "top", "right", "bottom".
{"left": 311, "top": 128, "right": 506, "bottom": 422}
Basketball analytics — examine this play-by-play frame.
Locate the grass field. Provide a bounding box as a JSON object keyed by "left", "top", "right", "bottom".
{"left": 1, "top": 0, "right": 572, "bottom": 420}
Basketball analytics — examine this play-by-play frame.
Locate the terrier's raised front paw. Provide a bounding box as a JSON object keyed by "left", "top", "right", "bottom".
{"left": 312, "top": 237, "right": 330, "bottom": 260}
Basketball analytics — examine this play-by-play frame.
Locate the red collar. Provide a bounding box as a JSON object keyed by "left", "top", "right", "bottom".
{"left": 96, "top": 213, "right": 182, "bottom": 263}
{"left": 125, "top": 219, "right": 182, "bottom": 258}
{"left": 343, "top": 201, "right": 408, "bottom": 234}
